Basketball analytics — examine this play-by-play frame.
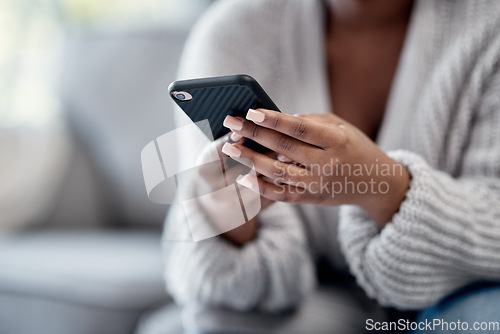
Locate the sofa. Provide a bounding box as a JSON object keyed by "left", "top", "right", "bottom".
{"left": 0, "top": 24, "right": 191, "bottom": 334}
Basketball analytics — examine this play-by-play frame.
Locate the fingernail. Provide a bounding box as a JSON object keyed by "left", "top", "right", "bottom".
{"left": 277, "top": 154, "right": 293, "bottom": 163}
{"left": 222, "top": 142, "right": 241, "bottom": 158}
{"left": 246, "top": 109, "right": 265, "bottom": 123}
{"left": 223, "top": 116, "right": 243, "bottom": 131}
{"left": 230, "top": 132, "right": 243, "bottom": 142}
{"left": 237, "top": 174, "right": 254, "bottom": 190}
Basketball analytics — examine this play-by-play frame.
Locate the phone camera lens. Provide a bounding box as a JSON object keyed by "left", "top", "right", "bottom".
{"left": 172, "top": 91, "right": 192, "bottom": 101}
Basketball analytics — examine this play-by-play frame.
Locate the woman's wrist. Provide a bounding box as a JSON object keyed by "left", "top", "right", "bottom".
{"left": 222, "top": 216, "right": 258, "bottom": 246}
{"left": 359, "top": 162, "right": 410, "bottom": 228}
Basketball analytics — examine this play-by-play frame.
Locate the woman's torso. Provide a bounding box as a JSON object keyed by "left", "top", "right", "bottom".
{"left": 175, "top": 0, "right": 500, "bottom": 269}
{"left": 325, "top": 7, "right": 410, "bottom": 140}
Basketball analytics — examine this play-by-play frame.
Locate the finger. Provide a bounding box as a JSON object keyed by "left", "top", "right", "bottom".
{"left": 216, "top": 131, "right": 244, "bottom": 150}
{"left": 210, "top": 131, "right": 245, "bottom": 162}
{"left": 223, "top": 160, "right": 256, "bottom": 185}
{"left": 198, "top": 131, "right": 244, "bottom": 179}
{"left": 260, "top": 175, "right": 278, "bottom": 184}
{"left": 222, "top": 142, "right": 310, "bottom": 186}
{"left": 245, "top": 108, "right": 342, "bottom": 148}
{"left": 223, "top": 115, "right": 322, "bottom": 165}
{"left": 277, "top": 154, "right": 294, "bottom": 163}
{"left": 230, "top": 131, "right": 243, "bottom": 142}
{"left": 237, "top": 173, "right": 307, "bottom": 204}
{"left": 294, "top": 113, "right": 336, "bottom": 123}
{"left": 295, "top": 114, "right": 348, "bottom": 129}
{"left": 236, "top": 175, "right": 275, "bottom": 210}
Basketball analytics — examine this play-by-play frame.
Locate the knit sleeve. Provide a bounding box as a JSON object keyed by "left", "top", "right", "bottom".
{"left": 164, "top": 201, "right": 315, "bottom": 312}
{"left": 338, "top": 70, "right": 500, "bottom": 310}
{"left": 163, "top": 0, "right": 315, "bottom": 312}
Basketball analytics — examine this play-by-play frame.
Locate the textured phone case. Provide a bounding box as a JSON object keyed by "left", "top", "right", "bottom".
{"left": 169, "top": 75, "right": 280, "bottom": 152}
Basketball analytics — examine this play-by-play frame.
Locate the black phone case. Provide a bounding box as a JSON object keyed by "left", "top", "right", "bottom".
{"left": 168, "top": 74, "right": 280, "bottom": 152}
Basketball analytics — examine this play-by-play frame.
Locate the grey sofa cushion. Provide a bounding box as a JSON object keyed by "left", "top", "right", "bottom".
{"left": 59, "top": 28, "right": 188, "bottom": 227}
{"left": 0, "top": 230, "right": 169, "bottom": 334}
{"left": 136, "top": 303, "right": 184, "bottom": 334}
{"left": 0, "top": 126, "right": 70, "bottom": 231}
{"left": 0, "top": 292, "right": 143, "bottom": 334}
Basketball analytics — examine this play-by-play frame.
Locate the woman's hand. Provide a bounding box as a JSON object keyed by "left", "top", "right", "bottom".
{"left": 190, "top": 131, "right": 274, "bottom": 245}
{"left": 221, "top": 109, "right": 410, "bottom": 227}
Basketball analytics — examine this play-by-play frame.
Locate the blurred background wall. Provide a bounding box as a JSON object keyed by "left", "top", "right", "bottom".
{"left": 0, "top": 0, "right": 213, "bottom": 127}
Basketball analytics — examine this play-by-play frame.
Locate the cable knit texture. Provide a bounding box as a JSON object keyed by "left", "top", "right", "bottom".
{"left": 164, "top": 0, "right": 500, "bottom": 311}
{"left": 339, "top": 1, "right": 500, "bottom": 309}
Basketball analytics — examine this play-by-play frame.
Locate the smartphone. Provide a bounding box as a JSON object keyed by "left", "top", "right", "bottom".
{"left": 168, "top": 74, "right": 280, "bottom": 152}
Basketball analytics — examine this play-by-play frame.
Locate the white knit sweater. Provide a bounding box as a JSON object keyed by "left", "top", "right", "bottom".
{"left": 164, "top": 0, "right": 500, "bottom": 311}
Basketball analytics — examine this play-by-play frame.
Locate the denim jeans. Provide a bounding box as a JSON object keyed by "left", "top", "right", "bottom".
{"left": 414, "top": 282, "right": 500, "bottom": 333}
